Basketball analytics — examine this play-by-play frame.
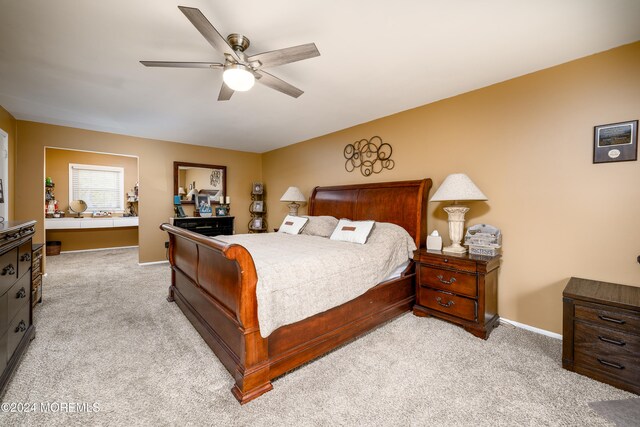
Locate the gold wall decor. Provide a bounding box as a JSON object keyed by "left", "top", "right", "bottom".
{"left": 343, "top": 136, "right": 394, "bottom": 176}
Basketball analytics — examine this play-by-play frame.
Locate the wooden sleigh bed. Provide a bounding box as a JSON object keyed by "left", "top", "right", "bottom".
{"left": 160, "top": 179, "right": 432, "bottom": 403}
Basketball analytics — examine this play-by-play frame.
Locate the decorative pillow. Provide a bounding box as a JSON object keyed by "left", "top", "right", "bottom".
{"left": 301, "top": 216, "right": 339, "bottom": 238}
{"left": 329, "top": 219, "right": 376, "bottom": 244}
{"left": 277, "top": 215, "right": 309, "bottom": 235}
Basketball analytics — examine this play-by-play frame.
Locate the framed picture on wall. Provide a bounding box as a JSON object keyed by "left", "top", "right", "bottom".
{"left": 593, "top": 120, "right": 638, "bottom": 163}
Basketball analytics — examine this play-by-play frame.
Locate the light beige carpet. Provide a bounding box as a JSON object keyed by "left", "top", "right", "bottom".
{"left": 1, "top": 248, "right": 633, "bottom": 426}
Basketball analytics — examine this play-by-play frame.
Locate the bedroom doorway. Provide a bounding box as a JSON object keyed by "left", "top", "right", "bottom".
{"left": 44, "top": 147, "right": 139, "bottom": 255}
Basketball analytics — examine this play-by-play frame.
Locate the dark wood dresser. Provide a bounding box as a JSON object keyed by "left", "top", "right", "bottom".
{"left": 563, "top": 277, "right": 639, "bottom": 394}
{"left": 170, "top": 216, "right": 234, "bottom": 237}
{"left": 31, "top": 243, "right": 43, "bottom": 307}
{"left": 413, "top": 249, "right": 500, "bottom": 339}
{"left": 0, "top": 220, "right": 36, "bottom": 397}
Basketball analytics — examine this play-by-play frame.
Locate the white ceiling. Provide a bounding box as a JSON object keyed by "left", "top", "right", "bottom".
{"left": 1, "top": 1, "right": 639, "bottom": 153}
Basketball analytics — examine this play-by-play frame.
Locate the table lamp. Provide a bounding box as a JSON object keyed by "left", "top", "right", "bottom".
{"left": 280, "top": 186, "right": 306, "bottom": 216}
{"left": 430, "top": 173, "right": 487, "bottom": 254}
{"left": 178, "top": 187, "right": 186, "bottom": 200}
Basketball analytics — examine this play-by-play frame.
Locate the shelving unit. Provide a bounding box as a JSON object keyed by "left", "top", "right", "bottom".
{"left": 248, "top": 182, "right": 267, "bottom": 233}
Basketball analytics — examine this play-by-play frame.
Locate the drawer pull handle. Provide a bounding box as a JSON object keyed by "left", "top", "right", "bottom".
{"left": 16, "top": 287, "right": 26, "bottom": 299}
{"left": 1, "top": 264, "right": 15, "bottom": 276}
{"left": 20, "top": 253, "right": 32, "bottom": 262}
{"left": 598, "top": 336, "right": 626, "bottom": 346}
{"left": 598, "top": 315, "right": 625, "bottom": 325}
{"left": 436, "top": 275, "right": 456, "bottom": 285}
{"left": 15, "top": 320, "right": 26, "bottom": 333}
{"left": 597, "top": 358, "right": 624, "bottom": 370}
{"left": 435, "top": 296, "right": 455, "bottom": 308}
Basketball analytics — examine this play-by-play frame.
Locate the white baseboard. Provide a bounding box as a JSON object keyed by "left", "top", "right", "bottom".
{"left": 500, "top": 318, "right": 562, "bottom": 340}
{"left": 59, "top": 245, "right": 139, "bottom": 254}
{"left": 138, "top": 260, "right": 169, "bottom": 266}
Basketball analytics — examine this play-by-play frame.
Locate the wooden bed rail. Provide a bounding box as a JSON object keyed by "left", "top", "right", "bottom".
{"left": 160, "top": 223, "right": 259, "bottom": 330}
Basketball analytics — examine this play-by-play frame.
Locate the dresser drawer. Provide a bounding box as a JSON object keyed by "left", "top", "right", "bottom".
{"left": 32, "top": 256, "right": 42, "bottom": 276}
{"left": 419, "top": 288, "right": 477, "bottom": 321}
{"left": 419, "top": 265, "right": 477, "bottom": 297}
{"left": 0, "top": 248, "right": 18, "bottom": 294}
{"left": 7, "top": 303, "right": 29, "bottom": 359}
{"left": 32, "top": 273, "right": 42, "bottom": 291}
{"left": 419, "top": 253, "right": 476, "bottom": 273}
{"left": 32, "top": 286, "right": 41, "bottom": 308}
{"left": 7, "top": 274, "right": 30, "bottom": 324}
{"left": 18, "top": 241, "right": 32, "bottom": 279}
{"left": 575, "top": 303, "right": 640, "bottom": 335}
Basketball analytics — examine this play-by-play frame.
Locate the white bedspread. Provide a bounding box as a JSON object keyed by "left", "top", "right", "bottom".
{"left": 215, "top": 222, "right": 417, "bottom": 337}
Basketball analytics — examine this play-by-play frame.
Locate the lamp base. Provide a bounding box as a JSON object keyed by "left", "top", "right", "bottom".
{"left": 287, "top": 202, "right": 300, "bottom": 216}
{"left": 442, "top": 243, "right": 467, "bottom": 254}
{"left": 443, "top": 205, "right": 470, "bottom": 254}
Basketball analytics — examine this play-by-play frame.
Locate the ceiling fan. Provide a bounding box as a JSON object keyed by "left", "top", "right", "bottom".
{"left": 141, "top": 6, "right": 320, "bottom": 101}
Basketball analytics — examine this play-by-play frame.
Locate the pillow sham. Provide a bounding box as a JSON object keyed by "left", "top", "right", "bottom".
{"left": 277, "top": 215, "right": 309, "bottom": 235}
{"left": 329, "top": 219, "right": 376, "bottom": 244}
{"left": 300, "top": 216, "right": 339, "bottom": 238}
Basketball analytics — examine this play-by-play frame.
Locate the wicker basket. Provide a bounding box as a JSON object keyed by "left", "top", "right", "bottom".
{"left": 46, "top": 241, "right": 62, "bottom": 256}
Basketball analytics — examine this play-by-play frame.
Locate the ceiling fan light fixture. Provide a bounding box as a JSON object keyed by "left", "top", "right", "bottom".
{"left": 222, "top": 64, "right": 255, "bottom": 91}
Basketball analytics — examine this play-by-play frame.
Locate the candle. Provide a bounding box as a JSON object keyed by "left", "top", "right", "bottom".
{"left": 219, "top": 196, "right": 224, "bottom": 204}
{"left": 225, "top": 196, "right": 230, "bottom": 204}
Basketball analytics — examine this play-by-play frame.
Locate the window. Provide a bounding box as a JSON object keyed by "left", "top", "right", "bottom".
{"left": 69, "top": 164, "right": 124, "bottom": 212}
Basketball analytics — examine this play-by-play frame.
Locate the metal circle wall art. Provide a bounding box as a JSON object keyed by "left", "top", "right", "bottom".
{"left": 210, "top": 169, "right": 222, "bottom": 187}
{"left": 343, "top": 136, "right": 394, "bottom": 176}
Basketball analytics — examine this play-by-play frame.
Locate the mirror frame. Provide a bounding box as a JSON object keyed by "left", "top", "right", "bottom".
{"left": 174, "top": 161, "right": 227, "bottom": 205}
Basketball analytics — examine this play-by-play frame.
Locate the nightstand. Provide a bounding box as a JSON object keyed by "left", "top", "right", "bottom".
{"left": 413, "top": 249, "right": 500, "bottom": 339}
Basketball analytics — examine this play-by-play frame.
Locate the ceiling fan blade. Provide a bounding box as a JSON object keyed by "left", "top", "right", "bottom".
{"left": 140, "top": 61, "right": 223, "bottom": 69}
{"left": 178, "top": 6, "right": 240, "bottom": 61}
{"left": 254, "top": 71, "right": 304, "bottom": 98}
{"left": 247, "top": 43, "right": 320, "bottom": 68}
{"left": 218, "top": 83, "right": 234, "bottom": 101}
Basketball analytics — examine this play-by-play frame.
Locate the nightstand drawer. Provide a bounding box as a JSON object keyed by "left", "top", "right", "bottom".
{"left": 419, "top": 289, "right": 477, "bottom": 322}
{"left": 419, "top": 265, "right": 477, "bottom": 297}
{"left": 574, "top": 322, "right": 640, "bottom": 384}
{"left": 418, "top": 252, "right": 476, "bottom": 273}
{"left": 574, "top": 303, "right": 640, "bottom": 335}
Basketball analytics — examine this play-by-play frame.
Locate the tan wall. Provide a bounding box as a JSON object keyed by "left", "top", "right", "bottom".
{"left": 0, "top": 105, "right": 17, "bottom": 220}
{"left": 263, "top": 42, "right": 640, "bottom": 334}
{"left": 44, "top": 148, "right": 139, "bottom": 251}
{"left": 46, "top": 228, "right": 138, "bottom": 252}
{"left": 16, "top": 122, "right": 262, "bottom": 262}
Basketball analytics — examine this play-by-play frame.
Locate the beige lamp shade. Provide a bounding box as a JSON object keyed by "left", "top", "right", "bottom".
{"left": 178, "top": 187, "right": 186, "bottom": 195}
{"left": 280, "top": 186, "right": 306, "bottom": 203}
{"left": 430, "top": 173, "right": 488, "bottom": 202}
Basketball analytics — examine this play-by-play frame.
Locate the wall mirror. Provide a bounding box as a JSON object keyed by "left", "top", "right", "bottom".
{"left": 174, "top": 161, "right": 227, "bottom": 205}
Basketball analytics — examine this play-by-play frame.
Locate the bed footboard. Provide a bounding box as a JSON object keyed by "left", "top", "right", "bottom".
{"left": 160, "top": 224, "right": 272, "bottom": 403}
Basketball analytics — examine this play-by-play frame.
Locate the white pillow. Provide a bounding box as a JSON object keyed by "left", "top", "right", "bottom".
{"left": 330, "top": 219, "right": 376, "bottom": 244}
{"left": 277, "top": 215, "right": 309, "bottom": 235}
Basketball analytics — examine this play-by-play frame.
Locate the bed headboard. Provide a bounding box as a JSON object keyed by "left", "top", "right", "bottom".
{"left": 308, "top": 179, "right": 432, "bottom": 248}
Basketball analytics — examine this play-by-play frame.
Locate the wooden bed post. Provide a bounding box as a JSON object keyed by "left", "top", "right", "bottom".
{"left": 224, "top": 246, "right": 273, "bottom": 404}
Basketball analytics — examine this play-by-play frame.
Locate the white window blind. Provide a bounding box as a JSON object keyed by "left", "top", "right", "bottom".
{"left": 69, "top": 164, "right": 124, "bottom": 212}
